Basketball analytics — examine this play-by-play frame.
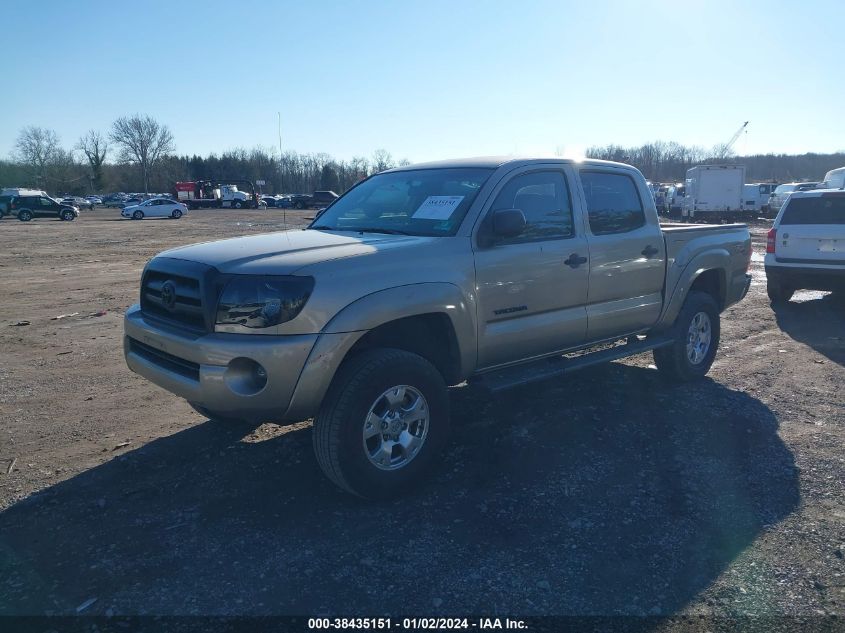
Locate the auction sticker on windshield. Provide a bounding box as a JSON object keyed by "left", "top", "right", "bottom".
{"left": 412, "top": 195, "right": 464, "bottom": 220}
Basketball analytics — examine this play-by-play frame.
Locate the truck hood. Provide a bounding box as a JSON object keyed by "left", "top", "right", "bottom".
{"left": 157, "top": 229, "right": 434, "bottom": 274}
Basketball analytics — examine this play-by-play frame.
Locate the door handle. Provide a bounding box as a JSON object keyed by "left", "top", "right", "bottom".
{"left": 641, "top": 245, "right": 659, "bottom": 258}
{"left": 564, "top": 253, "right": 588, "bottom": 268}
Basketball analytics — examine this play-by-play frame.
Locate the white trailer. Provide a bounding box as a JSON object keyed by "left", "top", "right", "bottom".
{"left": 682, "top": 165, "right": 747, "bottom": 222}
{"left": 822, "top": 166, "right": 845, "bottom": 189}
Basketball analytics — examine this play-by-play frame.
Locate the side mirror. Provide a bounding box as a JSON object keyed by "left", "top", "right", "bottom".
{"left": 492, "top": 208, "right": 527, "bottom": 238}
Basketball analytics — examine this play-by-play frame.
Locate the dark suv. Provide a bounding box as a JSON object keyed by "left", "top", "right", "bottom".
{"left": 6, "top": 194, "right": 79, "bottom": 221}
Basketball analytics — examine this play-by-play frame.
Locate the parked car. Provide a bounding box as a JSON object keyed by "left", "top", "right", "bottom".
{"left": 742, "top": 183, "right": 778, "bottom": 215}
{"left": 62, "top": 196, "right": 94, "bottom": 210}
{"left": 86, "top": 196, "right": 103, "bottom": 205}
{"left": 768, "top": 182, "right": 820, "bottom": 216}
{"left": 124, "top": 156, "right": 752, "bottom": 498}
{"left": 7, "top": 194, "right": 79, "bottom": 221}
{"left": 121, "top": 198, "right": 187, "bottom": 220}
{"left": 765, "top": 189, "right": 845, "bottom": 303}
{"left": 290, "top": 190, "right": 339, "bottom": 209}
{"left": 103, "top": 194, "right": 128, "bottom": 208}
{"left": 260, "top": 196, "right": 278, "bottom": 207}
{"left": 665, "top": 184, "right": 686, "bottom": 216}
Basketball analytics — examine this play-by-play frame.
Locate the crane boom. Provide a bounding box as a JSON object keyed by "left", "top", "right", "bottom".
{"left": 725, "top": 121, "right": 749, "bottom": 153}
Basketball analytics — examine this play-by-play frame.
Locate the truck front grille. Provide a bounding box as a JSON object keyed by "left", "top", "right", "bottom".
{"left": 140, "top": 269, "right": 206, "bottom": 331}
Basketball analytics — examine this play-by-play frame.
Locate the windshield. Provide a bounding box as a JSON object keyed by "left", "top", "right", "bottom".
{"left": 309, "top": 168, "right": 494, "bottom": 236}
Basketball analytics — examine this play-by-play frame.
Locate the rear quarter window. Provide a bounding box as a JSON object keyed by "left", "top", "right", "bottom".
{"left": 781, "top": 196, "right": 845, "bottom": 225}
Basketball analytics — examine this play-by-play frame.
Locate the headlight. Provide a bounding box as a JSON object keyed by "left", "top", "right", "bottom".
{"left": 215, "top": 275, "right": 314, "bottom": 330}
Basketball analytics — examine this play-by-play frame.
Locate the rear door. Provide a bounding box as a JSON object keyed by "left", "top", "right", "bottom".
{"left": 576, "top": 168, "right": 666, "bottom": 341}
{"left": 473, "top": 165, "right": 589, "bottom": 368}
{"left": 776, "top": 194, "right": 845, "bottom": 264}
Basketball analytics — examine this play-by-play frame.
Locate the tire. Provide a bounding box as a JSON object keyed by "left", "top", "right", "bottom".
{"left": 132, "top": 210, "right": 144, "bottom": 220}
{"left": 294, "top": 201, "right": 305, "bottom": 210}
{"left": 171, "top": 209, "right": 183, "bottom": 219}
{"left": 60, "top": 209, "right": 76, "bottom": 221}
{"left": 18, "top": 210, "right": 32, "bottom": 222}
{"left": 767, "top": 280, "right": 794, "bottom": 304}
{"left": 234, "top": 201, "right": 243, "bottom": 209}
{"left": 654, "top": 291, "right": 721, "bottom": 383}
{"left": 313, "top": 348, "right": 449, "bottom": 499}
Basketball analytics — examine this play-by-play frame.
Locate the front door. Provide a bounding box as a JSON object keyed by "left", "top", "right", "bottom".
{"left": 473, "top": 167, "right": 589, "bottom": 369}
{"left": 576, "top": 168, "right": 666, "bottom": 341}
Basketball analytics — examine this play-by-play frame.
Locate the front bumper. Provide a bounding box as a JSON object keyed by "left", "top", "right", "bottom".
{"left": 124, "top": 305, "right": 318, "bottom": 422}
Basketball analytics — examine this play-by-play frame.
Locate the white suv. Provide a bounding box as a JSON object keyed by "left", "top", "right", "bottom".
{"left": 765, "top": 189, "right": 845, "bottom": 303}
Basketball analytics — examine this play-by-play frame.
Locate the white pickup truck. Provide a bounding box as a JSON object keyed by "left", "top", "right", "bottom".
{"left": 124, "top": 157, "right": 752, "bottom": 497}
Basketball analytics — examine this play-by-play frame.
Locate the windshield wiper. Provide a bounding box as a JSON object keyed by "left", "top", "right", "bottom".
{"left": 348, "top": 227, "right": 413, "bottom": 235}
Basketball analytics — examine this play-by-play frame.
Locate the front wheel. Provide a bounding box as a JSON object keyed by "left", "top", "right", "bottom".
{"left": 132, "top": 210, "right": 144, "bottom": 220}
{"left": 61, "top": 209, "right": 76, "bottom": 221}
{"left": 234, "top": 201, "right": 243, "bottom": 209}
{"left": 171, "top": 209, "right": 183, "bottom": 219}
{"left": 294, "top": 201, "right": 305, "bottom": 210}
{"left": 313, "top": 348, "right": 449, "bottom": 499}
{"left": 654, "top": 291, "right": 720, "bottom": 383}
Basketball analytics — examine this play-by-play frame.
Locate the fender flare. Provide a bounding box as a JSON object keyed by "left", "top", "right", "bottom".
{"left": 657, "top": 248, "right": 729, "bottom": 329}
{"left": 323, "top": 282, "right": 477, "bottom": 375}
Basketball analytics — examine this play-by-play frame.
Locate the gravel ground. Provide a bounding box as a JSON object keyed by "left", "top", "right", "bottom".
{"left": 0, "top": 208, "right": 842, "bottom": 622}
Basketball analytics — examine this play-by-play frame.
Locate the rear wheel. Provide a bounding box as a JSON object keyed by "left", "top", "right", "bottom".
{"left": 767, "top": 280, "right": 794, "bottom": 304}
{"left": 171, "top": 209, "right": 183, "bottom": 219}
{"left": 294, "top": 201, "right": 305, "bottom": 210}
{"left": 132, "top": 210, "right": 144, "bottom": 220}
{"left": 654, "top": 291, "right": 720, "bottom": 383}
{"left": 18, "top": 210, "right": 32, "bottom": 222}
{"left": 313, "top": 348, "right": 449, "bottom": 499}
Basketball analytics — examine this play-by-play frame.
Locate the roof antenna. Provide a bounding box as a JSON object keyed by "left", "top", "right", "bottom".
{"left": 278, "top": 111, "right": 288, "bottom": 233}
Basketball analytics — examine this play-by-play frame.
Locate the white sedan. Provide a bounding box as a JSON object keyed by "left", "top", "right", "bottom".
{"left": 122, "top": 198, "right": 188, "bottom": 220}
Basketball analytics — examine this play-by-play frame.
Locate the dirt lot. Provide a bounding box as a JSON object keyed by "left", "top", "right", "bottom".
{"left": 0, "top": 208, "right": 842, "bottom": 621}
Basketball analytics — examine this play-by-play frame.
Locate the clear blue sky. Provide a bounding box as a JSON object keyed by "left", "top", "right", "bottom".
{"left": 2, "top": 0, "right": 843, "bottom": 162}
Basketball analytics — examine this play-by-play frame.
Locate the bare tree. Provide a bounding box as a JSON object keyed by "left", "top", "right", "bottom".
{"left": 110, "top": 115, "right": 175, "bottom": 193}
{"left": 77, "top": 130, "right": 109, "bottom": 192}
{"left": 14, "top": 126, "right": 60, "bottom": 184}
{"left": 370, "top": 149, "right": 395, "bottom": 174}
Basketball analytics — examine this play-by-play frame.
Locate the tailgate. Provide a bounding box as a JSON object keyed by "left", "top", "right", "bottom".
{"left": 777, "top": 195, "right": 845, "bottom": 263}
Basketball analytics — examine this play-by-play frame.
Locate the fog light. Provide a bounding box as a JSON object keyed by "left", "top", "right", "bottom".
{"left": 224, "top": 357, "right": 268, "bottom": 395}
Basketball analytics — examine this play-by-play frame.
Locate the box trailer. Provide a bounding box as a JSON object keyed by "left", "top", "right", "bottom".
{"left": 682, "top": 165, "right": 747, "bottom": 222}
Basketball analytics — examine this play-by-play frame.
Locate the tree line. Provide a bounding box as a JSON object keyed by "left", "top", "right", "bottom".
{"left": 585, "top": 140, "right": 845, "bottom": 184}
{"left": 3, "top": 115, "right": 843, "bottom": 197}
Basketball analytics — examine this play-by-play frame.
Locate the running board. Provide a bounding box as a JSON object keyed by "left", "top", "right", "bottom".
{"left": 469, "top": 335, "right": 675, "bottom": 394}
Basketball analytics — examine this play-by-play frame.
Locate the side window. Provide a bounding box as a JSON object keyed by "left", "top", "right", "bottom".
{"left": 39, "top": 197, "right": 53, "bottom": 207}
{"left": 489, "top": 171, "right": 573, "bottom": 243}
{"left": 581, "top": 171, "right": 646, "bottom": 236}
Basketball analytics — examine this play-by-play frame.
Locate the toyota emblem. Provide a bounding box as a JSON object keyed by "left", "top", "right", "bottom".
{"left": 160, "top": 280, "right": 177, "bottom": 311}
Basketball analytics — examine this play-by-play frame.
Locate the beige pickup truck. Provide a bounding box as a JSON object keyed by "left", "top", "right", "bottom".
{"left": 124, "top": 157, "right": 752, "bottom": 497}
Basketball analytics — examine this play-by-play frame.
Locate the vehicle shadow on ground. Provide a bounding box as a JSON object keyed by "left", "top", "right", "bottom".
{"left": 0, "top": 364, "right": 799, "bottom": 618}
{"left": 773, "top": 293, "right": 845, "bottom": 365}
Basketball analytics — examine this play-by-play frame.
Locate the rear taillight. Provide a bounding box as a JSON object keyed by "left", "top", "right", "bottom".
{"left": 766, "top": 228, "right": 776, "bottom": 254}
{"left": 9, "top": 201, "right": 15, "bottom": 210}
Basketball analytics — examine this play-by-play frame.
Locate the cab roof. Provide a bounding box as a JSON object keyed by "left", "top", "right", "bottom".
{"left": 386, "top": 156, "right": 636, "bottom": 172}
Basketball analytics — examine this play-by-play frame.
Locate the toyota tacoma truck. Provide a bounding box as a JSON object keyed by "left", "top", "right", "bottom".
{"left": 124, "top": 157, "right": 752, "bottom": 498}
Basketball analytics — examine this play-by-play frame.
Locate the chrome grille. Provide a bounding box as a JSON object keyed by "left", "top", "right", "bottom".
{"left": 140, "top": 269, "right": 206, "bottom": 331}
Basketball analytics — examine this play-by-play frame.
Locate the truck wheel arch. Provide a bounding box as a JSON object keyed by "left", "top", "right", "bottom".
{"left": 283, "top": 284, "right": 477, "bottom": 421}
{"left": 658, "top": 250, "right": 730, "bottom": 329}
